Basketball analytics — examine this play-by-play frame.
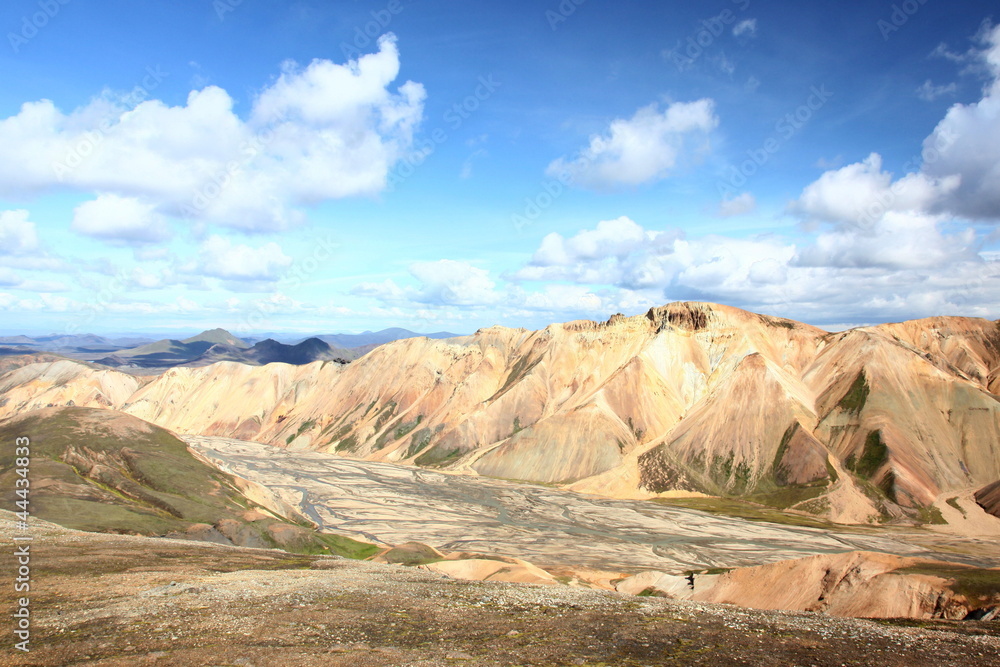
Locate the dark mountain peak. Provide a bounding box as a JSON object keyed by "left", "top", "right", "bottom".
{"left": 183, "top": 329, "right": 249, "bottom": 349}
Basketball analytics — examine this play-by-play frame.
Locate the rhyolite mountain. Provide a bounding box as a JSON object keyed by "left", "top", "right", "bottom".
{"left": 2, "top": 302, "right": 998, "bottom": 526}
{"left": 0, "top": 406, "right": 378, "bottom": 557}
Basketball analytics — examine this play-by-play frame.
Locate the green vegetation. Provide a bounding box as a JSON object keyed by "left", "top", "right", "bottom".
{"left": 771, "top": 426, "right": 796, "bottom": 483}
{"left": 637, "top": 587, "right": 668, "bottom": 597}
{"left": 795, "top": 495, "right": 831, "bottom": 516}
{"left": 0, "top": 407, "right": 380, "bottom": 560}
{"left": 854, "top": 430, "right": 889, "bottom": 478}
{"left": 706, "top": 452, "right": 754, "bottom": 495}
{"left": 917, "top": 505, "right": 948, "bottom": 525}
{"left": 287, "top": 533, "right": 381, "bottom": 560}
{"left": 946, "top": 496, "right": 967, "bottom": 517}
{"left": 394, "top": 415, "right": 423, "bottom": 440}
{"left": 334, "top": 434, "right": 359, "bottom": 453}
{"left": 405, "top": 426, "right": 436, "bottom": 459}
{"left": 651, "top": 496, "right": 839, "bottom": 529}
{"left": 324, "top": 421, "right": 355, "bottom": 446}
{"left": 378, "top": 543, "right": 442, "bottom": 566}
{"left": 744, "top": 483, "right": 828, "bottom": 511}
{"left": 489, "top": 354, "right": 541, "bottom": 401}
{"left": 824, "top": 457, "right": 840, "bottom": 483}
{"left": 895, "top": 564, "right": 1000, "bottom": 607}
{"left": 373, "top": 401, "right": 398, "bottom": 430}
{"left": 837, "top": 371, "right": 870, "bottom": 414}
{"left": 415, "top": 445, "right": 462, "bottom": 467}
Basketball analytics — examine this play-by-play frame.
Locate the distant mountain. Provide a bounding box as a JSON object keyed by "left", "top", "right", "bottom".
{"left": 307, "top": 328, "right": 461, "bottom": 349}
{"left": 0, "top": 334, "right": 156, "bottom": 353}
{"left": 182, "top": 328, "right": 249, "bottom": 349}
{"left": 197, "top": 337, "right": 351, "bottom": 366}
{"left": 111, "top": 329, "right": 248, "bottom": 367}
{"left": 115, "top": 338, "right": 213, "bottom": 365}
{"left": 0, "top": 336, "right": 36, "bottom": 346}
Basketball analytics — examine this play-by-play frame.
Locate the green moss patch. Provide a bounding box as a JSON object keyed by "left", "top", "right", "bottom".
{"left": 837, "top": 371, "right": 870, "bottom": 414}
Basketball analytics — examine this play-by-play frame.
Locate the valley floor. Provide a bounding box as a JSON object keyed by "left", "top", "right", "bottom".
{"left": 1, "top": 513, "right": 999, "bottom": 667}
{"left": 187, "top": 436, "right": 1000, "bottom": 573}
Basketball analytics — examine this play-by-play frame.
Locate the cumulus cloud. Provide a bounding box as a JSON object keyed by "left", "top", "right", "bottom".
{"left": 351, "top": 255, "right": 662, "bottom": 322}
{"left": 794, "top": 23, "right": 1000, "bottom": 227}
{"left": 507, "top": 217, "right": 995, "bottom": 326}
{"left": 195, "top": 236, "right": 292, "bottom": 281}
{"left": 782, "top": 21, "right": 1000, "bottom": 302}
{"left": 718, "top": 192, "right": 756, "bottom": 217}
{"left": 733, "top": 19, "right": 757, "bottom": 38}
{"left": 795, "top": 210, "right": 978, "bottom": 270}
{"left": 0, "top": 268, "right": 22, "bottom": 287}
{"left": 530, "top": 217, "right": 651, "bottom": 266}
{"left": 0, "top": 34, "right": 425, "bottom": 235}
{"left": 354, "top": 260, "right": 501, "bottom": 307}
{"left": 915, "top": 80, "right": 957, "bottom": 101}
{"left": 514, "top": 217, "right": 796, "bottom": 302}
{"left": 0, "top": 210, "right": 39, "bottom": 255}
{"left": 546, "top": 99, "right": 718, "bottom": 190}
{"left": 790, "top": 153, "right": 958, "bottom": 227}
{"left": 72, "top": 194, "right": 171, "bottom": 244}
{"left": 920, "top": 23, "right": 1000, "bottom": 220}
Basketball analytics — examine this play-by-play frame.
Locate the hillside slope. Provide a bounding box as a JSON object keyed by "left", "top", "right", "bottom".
{"left": 0, "top": 407, "right": 377, "bottom": 558}
{"left": 1, "top": 302, "right": 998, "bottom": 527}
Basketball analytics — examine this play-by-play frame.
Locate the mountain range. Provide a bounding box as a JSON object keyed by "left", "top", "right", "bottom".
{"left": 0, "top": 326, "right": 459, "bottom": 369}
{"left": 1, "top": 302, "right": 998, "bottom": 528}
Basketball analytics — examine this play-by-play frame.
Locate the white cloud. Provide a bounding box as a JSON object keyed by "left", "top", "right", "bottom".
{"left": 718, "top": 192, "right": 756, "bottom": 217}
{"left": 72, "top": 194, "right": 170, "bottom": 244}
{"left": 0, "top": 210, "right": 39, "bottom": 255}
{"left": 0, "top": 34, "right": 425, "bottom": 233}
{"left": 920, "top": 23, "right": 1000, "bottom": 220}
{"left": 785, "top": 21, "right": 1000, "bottom": 291}
{"left": 915, "top": 79, "right": 957, "bottom": 101}
{"left": 507, "top": 217, "right": 996, "bottom": 326}
{"left": 0, "top": 268, "right": 22, "bottom": 287}
{"left": 355, "top": 260, "right": 502, "bottom": 308}
{"left": 407, "top": 260, "right": 501, "bottom": 306}
{"left": 733, "top": 19, "right": 757, "bottom": 38}
{"left": 196, "top": 236, "right": 292, "bottom": 281}
{"left": 531, "top": 217, "right": 651, "bottom": 266}
{"left": 795, "top": 210, "right": 978, "bottom": 270}
{"left": 790, "top": 153, "right": 957, "bottom": 227}
{"left": 546, "top": 99, "right": 718, "bottom": 190}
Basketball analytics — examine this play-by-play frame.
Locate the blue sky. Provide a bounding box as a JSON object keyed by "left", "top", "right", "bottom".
{"left": 0, "top": 0, "right": 997, "bottom": 335}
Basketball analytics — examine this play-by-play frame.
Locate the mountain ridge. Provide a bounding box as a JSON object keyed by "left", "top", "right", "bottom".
{"left": 1, "top": 301, "right": 998, "bottom": 528}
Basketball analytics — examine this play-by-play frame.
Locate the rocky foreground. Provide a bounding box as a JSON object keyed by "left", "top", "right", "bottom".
{"left": 2, "top": 513, "right": 998, "bottom": 667}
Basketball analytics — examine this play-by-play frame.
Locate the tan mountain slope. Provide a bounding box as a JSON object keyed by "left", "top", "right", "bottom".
{"left": 807, "top": 328, "right": 1000, "bottom": 514}
{"left": 1, "top": 302, "right": 997, "bottom": 528}
{"left": 620, "top": 550, "right": 1000, "bottom": 620}
{"left": 0, "top": 359, "right": 143, "bottom": 412}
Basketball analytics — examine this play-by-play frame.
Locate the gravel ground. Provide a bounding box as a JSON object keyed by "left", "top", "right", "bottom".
{"left": 1, "top": 514, "right": 999, "bottom": 666}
